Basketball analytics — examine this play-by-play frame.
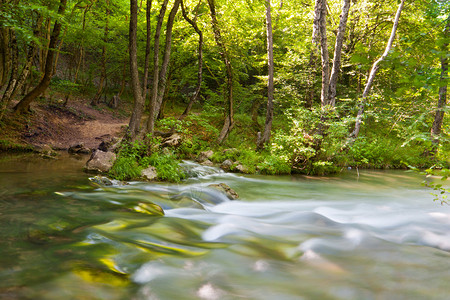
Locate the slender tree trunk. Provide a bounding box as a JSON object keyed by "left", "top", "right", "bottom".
{"left": 14, "top": 0, "right": 67, "bottom": 114}
{"left": 327, "top": 0, "right": 350, "bottom": 107}
{"left": 92, "top": 2, "right": 110, "bottom": 106}
{"left": 142, "top": 0, "right": 152, "bottom": 102}
{"left": 127, "top": 0, "right": 145, "bottom": 140}
{"left": 257, "top": 0, "right": 274, "bottom": 150}
{"left": 146, "top": 0, "right": 169, "bottom": 134}
{"left": 207, "top": 0, "right": 234, "bottom": 144}
{"left": 0, "top": 27, "right": 10, "bottom": 89}
{"left": 431, "top": 17, "right": 449, "bottom": 146}
{"left": 153, "top": 0, "right": 181, "bottom": 118}
{"left": 313, "top": 0, "right": 329, "bottom": 108}
{"left": 118, "top": 58, "right": 127, "bottom": 97}
{"left": 350, "top": 0, "right": 405, "bottom": 140}
{"left": 179, "top": 0, "right": 203, "bottom": 120}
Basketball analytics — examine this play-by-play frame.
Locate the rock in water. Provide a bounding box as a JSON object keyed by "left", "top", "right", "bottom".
{"left": 208, "top": 183, "right": 239, "bottom": 200}
{"left": 85, "top": 150, "right": 116, "bottom": 173}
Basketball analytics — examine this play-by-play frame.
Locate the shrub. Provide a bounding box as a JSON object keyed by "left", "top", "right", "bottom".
{"left": 109, "top": 157, "right": 142, "bottom": 181}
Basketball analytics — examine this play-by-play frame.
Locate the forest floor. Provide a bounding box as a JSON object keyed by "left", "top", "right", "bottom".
{"left": 0, "top": 97, "right": 130, "bottom": 151}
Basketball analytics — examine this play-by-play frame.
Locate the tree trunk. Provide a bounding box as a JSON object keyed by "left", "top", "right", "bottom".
{"left": 92, "top": 2, "right": 110, "bottom": 106}
{"left": 207, "top": 0, "right": 234, "bottom": 144}
{"left": 127, "top": 0, "right": 145, "bottom": 140}
{"left": 257, "top": 0, "right": 274, "bottom": 150}
{"left": 313, "top": 0, "right": 329, "bottom": 108}
{"left": 153, "top": 0, "right": 181, "bottom": 118}
{"left": 350, "top": 0, "right": 405, "bottom": 140}
{"left": 0, "top": 27, "right": 10, "bottom": 89}
{"left": 142, "top": 0, "right": 152, "bottom": 101}
{"left": 146, "top": 0, "right": 169, "bottom": 134}
{"left": 327, "top": 0, "right": 350, "bottom": 107}
{"left": 430, "top": 17, "right": 449, "bottom": 146}
{"left": 14, "top": 0, "right": 67, "bottom": 115}
{"left": 0, "top": 30, "right": 18, "bottom": 113}
{"left": 179, "top": 0, "right": 203, "bottom": 120}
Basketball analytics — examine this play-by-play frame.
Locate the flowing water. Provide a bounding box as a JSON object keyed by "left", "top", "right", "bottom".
{"left": 0, "top": 153, "right": 449, "bottom": 300}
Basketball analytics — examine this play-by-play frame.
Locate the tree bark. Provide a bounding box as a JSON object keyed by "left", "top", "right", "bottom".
{"left": 313, "top": 0, "right": 330, "bottom": 108}
{"left": 142, "top": 0, "right": 152, "bottom": 101}
{"left": 14, "top": 0, "right": 67, "bottom": 115}
{"left": 430, "top": 17, "right": 449, "bottom": 146}
{"left": 207, "top": 0, "right": 234, "bottom": 144}
{"left": 257, "top": 0, "right": 274, "bottom": 150}
{"left": 153, "top": 0, "right": 181, "bottom": 117}
{"left": 146, "top": 0, "right": 169, "bottom": 134}
{"left": 92, "top": 2, "right": 110, "bottom": 106}
{"left": 179, "top": 0, "right": 203, "bottom": 120}
{"left": 127, "top": 0, "right": 145, "bottom": 140}
{"left": 0, "top": 27, "right": 10, "bottom": 89}
{"left": 327, "top": 0, "right": 350, "bottom": 107}
{"left": 0, "top": 29, "right": 18, "bottom": 117}
{"left": 350, "top": 0, "right": 405, "bottom": 140}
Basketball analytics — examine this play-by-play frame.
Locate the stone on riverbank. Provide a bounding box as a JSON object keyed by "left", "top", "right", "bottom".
{"left": 85, "top": 150, "right": 116, "bottom": 173}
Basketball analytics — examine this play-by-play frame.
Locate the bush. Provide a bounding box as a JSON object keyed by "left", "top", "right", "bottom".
{"left": 109, "top": 156, "right": 142, "bottom": 181}
{"left": 147, "top": 151, "right": 186, "bottom": 182}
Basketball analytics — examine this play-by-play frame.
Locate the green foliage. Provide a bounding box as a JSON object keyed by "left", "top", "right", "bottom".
{"left": 108, "top": 156, "right": 142, "bottom": 181}
{"left": 257, "top": 155, "right": 291, "bottom": 175}
{"left": 156, "top": 117, "right": 192, "bottom": 135}
{"left": 146, "top": 151, "right": 186, "bottom": 183}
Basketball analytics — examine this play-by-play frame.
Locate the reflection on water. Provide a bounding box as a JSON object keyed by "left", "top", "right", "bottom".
{"left": 0, "top": 153, "right": 449, "bottom": 299}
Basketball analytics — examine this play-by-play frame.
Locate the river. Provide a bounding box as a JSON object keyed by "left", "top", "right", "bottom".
{"left": 0, "top": 153, "right": 449, "bottom": 299}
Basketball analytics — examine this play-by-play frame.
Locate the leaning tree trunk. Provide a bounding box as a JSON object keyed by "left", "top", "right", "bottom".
{"left": 327, "top": 0, "right": 351, "bottom": 107}
{"left": 257, "top": 0, "right": 274, "bottom": 150}
{"left": 14, "top": 0, "right": 67, "bottom": 114}
{"left": 127, "top": 0, "right": 145, "bottom": 140}
{"left": 313, "top": 0, "right": 330, "bottom": 108}
{"left": 350, "top": 0, "right": 405, "bottom": 140}
{"left": 179, "top": 0, "right": 203, "bottom": 120}
{"left": 146, "top": 0, "right": 169, "bottom": 135}
{"left": 430, "top": 17, "right": 449, "bottom": 146}
{"left": 207, "top": 0, "right": 234, "bottom": 144}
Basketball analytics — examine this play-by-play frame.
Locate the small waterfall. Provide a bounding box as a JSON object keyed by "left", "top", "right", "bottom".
{"left": 180, "top": 160, "right": 224, "bottom": 178}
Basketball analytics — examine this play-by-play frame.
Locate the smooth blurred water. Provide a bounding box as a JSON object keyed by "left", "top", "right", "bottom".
{"left": 0, "top": 153, "right": 449, "bottom": 299}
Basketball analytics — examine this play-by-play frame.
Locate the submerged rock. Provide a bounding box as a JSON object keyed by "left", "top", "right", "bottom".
{"left": 85, "top": 150, "right": 116, "bottom": 173}
{"left": 141, "top": 166, "right": 158, "bottom": 181}
{"left": 90, "top": 176, "right": 114, "bottom": 186}
{"left": 208, "top": 183, "right": 239, "bottom": 200}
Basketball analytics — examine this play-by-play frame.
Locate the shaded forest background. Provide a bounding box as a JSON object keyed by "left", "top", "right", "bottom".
{"left": 0, "top": 0, "right": 449, "bottom": 175}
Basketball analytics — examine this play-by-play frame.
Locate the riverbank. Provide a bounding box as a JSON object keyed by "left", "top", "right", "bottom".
{"left": 0, "top": 97, "right": 129, "bottom": 152}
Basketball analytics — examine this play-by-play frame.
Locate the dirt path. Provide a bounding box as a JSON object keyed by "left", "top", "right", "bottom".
{"left": 23, "top": 99, "right": 129, "bottom": 150}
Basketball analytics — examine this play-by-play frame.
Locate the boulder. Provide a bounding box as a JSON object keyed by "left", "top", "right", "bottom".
{"left": 161, "top": 133, "right": 182, "bottom": 148}
{"left": 201, "top": 159, "right": 214, "bottom": 167}
{"left": 208, "top": 183, "right": 239, "bottom": 200}
{"left": 234, "top": 164, "right": 248, "bottom": 173}
{"left": 85, "top": 150, "right": 116, "bottom": 173}
{"left": 221, "top": 159, "right": 233, "bottom": 171}
{"left": 141, "top": 166, "right": 158, "bottom": 181}
{"left": 197, "top": 150, "right": 214, "bottom": 163}
{"left": 68, "top": 143, "right": 91, "bottom": 154}
{"left": 97, "top": 136, "right": 121, "bottom": 152}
